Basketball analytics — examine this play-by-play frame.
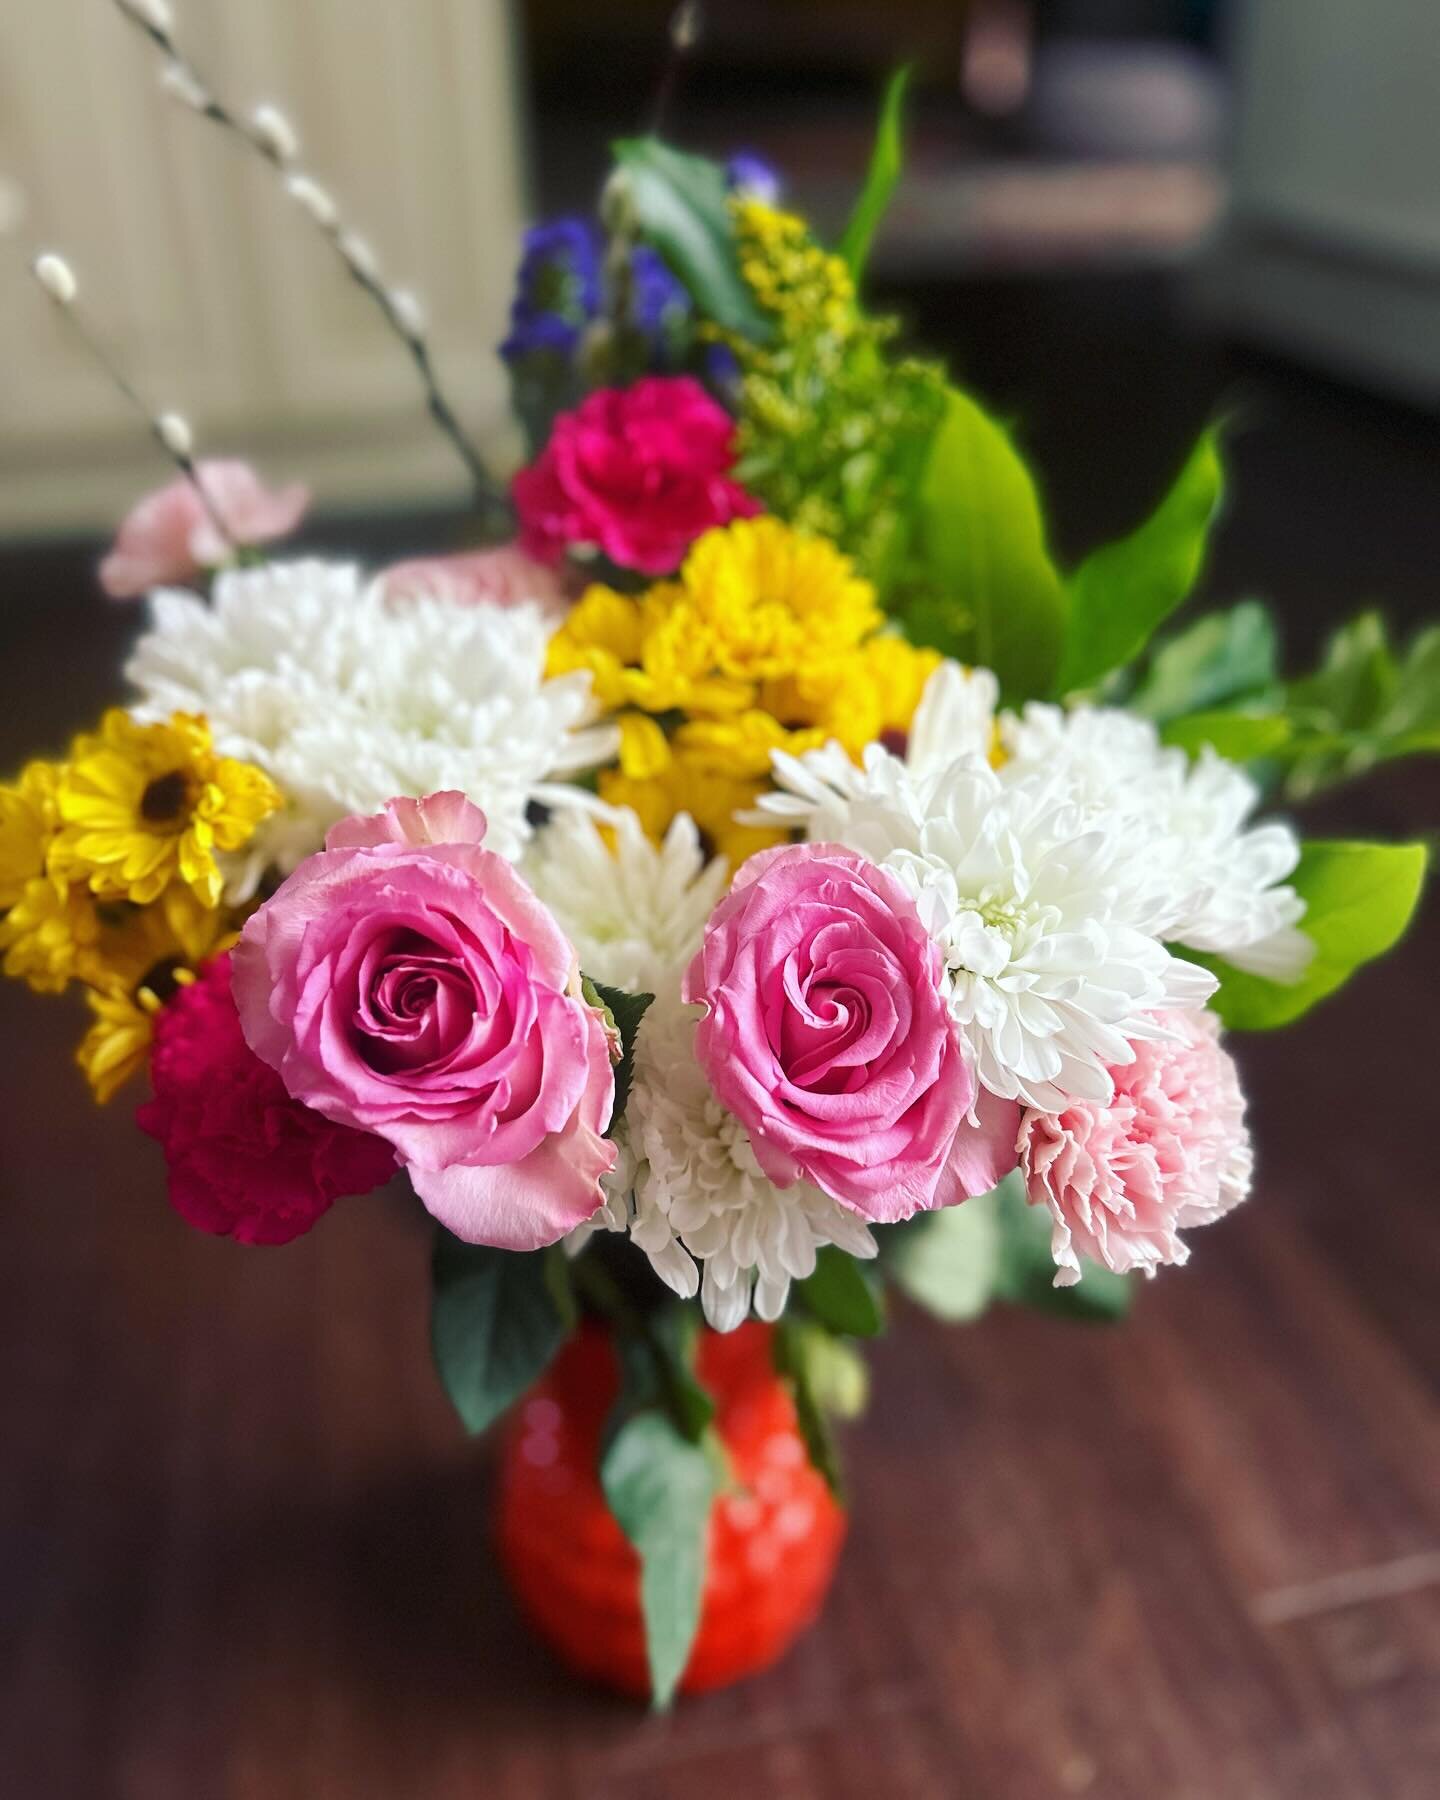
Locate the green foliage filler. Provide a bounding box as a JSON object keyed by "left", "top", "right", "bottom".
{"left": 838, "top": 66, "right": 912, "bottom": 280}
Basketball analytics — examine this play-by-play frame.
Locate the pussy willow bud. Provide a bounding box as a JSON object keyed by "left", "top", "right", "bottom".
{"left": 33, "top": 253, "right": 78, "bottom": 305}
{"left": 156, "top": 411, "right": 194, "bottom": 457}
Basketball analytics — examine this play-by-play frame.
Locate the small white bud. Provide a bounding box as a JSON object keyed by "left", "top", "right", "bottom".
{"left": 670, "top": 0, "right": 703, "bottom": 51}
{"left": 388, "top": 288, "right": 427, "bottom": 338}
{"left": 251, "top": 103, "right": 299, "bottom": 164}
{"left": 284, "top": 173, "right": 339, "bottom": 231}
{"left": 116, "top": 0, "right": 176, "bottom": 34}
{"left": 159, "top": 60, "right": 210, "bottom": 111}
{"left": 33, "top": 253, "right": 78, "bottom": 305}
{"left": 339, "top": 231, "right": 379, "bottom": 282}
{"left": 156, "top": 411, "right": 194, "bottom": 457}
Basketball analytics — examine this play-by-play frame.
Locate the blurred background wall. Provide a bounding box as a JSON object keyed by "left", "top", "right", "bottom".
{"left": 0, "top": 0, "right": 527, "bottom": 533}
{"left": 2, "top": 0, "right": 1439, "bottom": 535}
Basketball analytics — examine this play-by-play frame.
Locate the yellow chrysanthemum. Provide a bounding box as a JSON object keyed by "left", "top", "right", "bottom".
{"left": 548, "top": 583, "right": 750, "bottom": 718}
{"left": 599, "top": 752, "right": 785, "bottom": 872}
{"left": 52, "top": 711, "right": 280, "bottom": 909}
{"left": 77, "top": 984, "right": 166, "bottom": 1104}
{"left": 673, "top": 711, "right": 828, "bottom": 781}
{"left": 0, "top": 759, "right": 62, "bottom": 909}
{"left": 680, "top": 518, "right": 881, "bottom": 684}
{"left": 0, "top": 876, "right": 102, "bottom": 994}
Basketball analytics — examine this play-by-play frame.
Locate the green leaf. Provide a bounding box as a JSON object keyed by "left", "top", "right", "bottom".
{"left": 1130, "top": 601, "right": 1280, "bottom": 723}
{"left": 838, "top": 65, "right": 911, "bottom": 280}
{"left": 1057, "top": 427, "right": 1224, "bottom": 696}
{"left": 612, "top": 137, "right": 768, "bottom": 338}
{"left": 886, "top": 1189, "right": 1002, "bottom": 1323}
{"left": 796, "top": 1245, "right": 884, "bottom": 1337}
{"left": 430, "top": 1233, "right": 569, "bottom": 1435}
{"left": 990, "top": 1173, "right": 1134, "bottom": 1320}
{"left": 908, "top": 384, "right": 1068, "bottom": 700}
{"left": 648, "top": 1306, "right": 716, "bottom": 1444}
{"left": 601, "top": 1409, "right": 716, "bottom": 1708}
{"left": 773, "top": 1318, "right": 847, "bottom": 1500}
{"left": 1188, "top": 839, "right": 1429, "bottom": 1030}
{"left": 585, "top": 978, "right": 654, "bottom": 1121}
{"left": 1160, "top": 710, "right": 1293, "bottom": 761}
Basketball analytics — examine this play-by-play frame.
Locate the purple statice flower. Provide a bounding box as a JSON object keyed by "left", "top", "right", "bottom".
{"left": 726, "top": 152, "right": 782, "bottom": 205}
{"left": 628, "top": 244, "right": 691, "bottom": 355}
{"left": 500, "top": 217, "right": 603, "bottom": 363}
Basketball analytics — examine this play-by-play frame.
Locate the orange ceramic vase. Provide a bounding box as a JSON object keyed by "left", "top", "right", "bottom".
{"left": 496, "top": 1320, "right": 847, "bottom": 1697}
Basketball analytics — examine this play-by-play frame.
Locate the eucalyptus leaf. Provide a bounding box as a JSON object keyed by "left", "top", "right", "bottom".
{"left": 990, "top": 1173, "right": 1133, "bottom": 1320}
{"left": 430, "top": 1233, "right": 569, "bottom": 1435}
{"left": 1130, "top": 601, "right": 1279, "bottom": 722}
{"left": 613, "top": 137, "right": 768, "bottom": 338}
{"left": 601, "top": 1409, "right": 716, "bottom": 1708}
{"left": 1058, "top": 427, "right": 1224, "bottom": 696}
{"left": 838, "top": 65, "right": 911, "bottom": 280}
{"left": 1188, "top": 839, "right": 1429, "bottom": 1030}
{"left": 796, "top": 1245, "right": 884, "bottom": 1337}
{"left": 908, "top": 385, "right": 1068, "bottom": 701}
{"left": 887, "top": 1190, "right": 1001, "bottom": 1323}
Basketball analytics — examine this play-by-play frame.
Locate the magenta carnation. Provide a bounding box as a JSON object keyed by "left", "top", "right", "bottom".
{"left": 137, "top": 953, "right": 396, "bottom": 1245}
{"left": 511, "top": 375, "right": 760, "bottom": 575}
{"left": 683, "top": 843, "right": 1020, "bottom": 1223}
{"left": 1018, "top": 1009, "right": 1252, "bottom": 1285}
{"left": 232, "top": 792, "right": 617, "bottom": 1251}
{"left": 100, "top": 460, "right": 309, "bottom": 599}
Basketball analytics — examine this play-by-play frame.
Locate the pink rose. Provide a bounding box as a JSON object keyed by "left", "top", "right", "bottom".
{"left": 232, "top": 792, "right": 617, "bottom": 1249}
{"left": 381, "top": 543, "right": 568, "bottom": 617}
{"left": 683, "top": 844, "right": 1020, "bottom": 1223}
{"left": 512, "top": 375, "right": 760, "bottom": 576}
{"left": 99, "top": 460, "right": 310, "bottom": 598}
{"left": 137, "top": 953, "right": 397, "bottom": 1246}
{"left": 1018, "top": 1009, "right": 1252, "bottom": 1286}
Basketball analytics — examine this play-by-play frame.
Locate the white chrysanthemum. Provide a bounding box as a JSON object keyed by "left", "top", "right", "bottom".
{"left": 620, "top": 994, "right": 877, "bottom": 1332}
{"left": 762, "top": 741, "right": 1217, "bottom": 1112}
{"left": 125, "top": 560, "right": 618, "bottom": 894}
{"left": 1000, "top": 703, "right": 1310, "bottom": 979}
{"left": 523, "top": 805, "right": 729, "bottom": 994}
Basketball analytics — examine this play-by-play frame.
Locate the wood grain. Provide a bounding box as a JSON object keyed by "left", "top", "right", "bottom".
{"left": 2, "top": 309, "right": 1438, "bottom": 1797}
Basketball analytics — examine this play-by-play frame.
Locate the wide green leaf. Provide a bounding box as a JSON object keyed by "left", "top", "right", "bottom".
{"left": 1160, "top": 710, "right": 1293, "bottom": 761}
{"left": 908, "top": 385, "right": 1068, "bottom": 700}
{"left": 613, "top": 137, "right": 768, "bottom": 338}
{"left": 886, "top": 1190, "right": 1001, "bottom": 1323}
{"left": 1058, "top": 427, "right": 1224, "bottom": 696}
{"left": 601, "top": 1409, "right": 716, "bottom": 1708}
{"left": 1190, "top": 839, "right": 1429, "bottom": 1030}
{"left": 991, "top": 1173, "right": 1133, "bottom": 1320}
{"left": 1130, "top": 601, "right": 1279, "bottom": 722}
{"left": 430, "top": 1233, "right": 569, "bottom": 1435}
{"left": 796, "top": 1245, "right": 884, "bottom": 1337}
{"left": 584, "top": 977, "right": 654, "bottom": 1122}
{"left": 838, "top": 66, "right": 911, "bottom": 280}
{"left": 772, "top": 1318, "right": 848, "bottom": 1499}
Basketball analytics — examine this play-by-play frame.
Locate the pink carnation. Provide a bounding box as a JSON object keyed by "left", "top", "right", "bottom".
{"left": 232, "top": 792, "right": 617, "bottom": 1250}
{"left": 381, "top": 543, "right": 568, "bottom": 617}
{"left": 137, "top": 953, "right": 397, "bottom": 1245}
{"left": 512, "top": 376, "right": 760, "bottom": 575}
{"left": 1018, "top": 1010, "right": 1252, "bottom": 1286}
{"left": 100, "top": 460, "right": 309, "bottom": 598}
{"left": 684, "top": 843, "right": 1020, "bottom": 1223}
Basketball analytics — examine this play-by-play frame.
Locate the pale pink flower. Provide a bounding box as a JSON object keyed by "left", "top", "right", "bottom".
{"left": 380, "top": 544, "right": 568, "bottom": 617}
{"left": 99, "top": 461, "right": 309, "bottom": 598}
{"left": 684, "top": 842, "right": 1020, "bottom": 1223}
{"left": 1018, "top": 1010, "right": 1252, "bottom": 1286}
{"left": 232, "top": 791, "right": 616, "bottom": 1250}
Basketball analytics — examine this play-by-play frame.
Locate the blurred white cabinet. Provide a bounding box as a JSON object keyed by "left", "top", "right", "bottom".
{"left": 0, "top": 0, "right": 528, "bottom": 534}
{"left": 1200, "top": 0, "right": 1440, "bottom": 402}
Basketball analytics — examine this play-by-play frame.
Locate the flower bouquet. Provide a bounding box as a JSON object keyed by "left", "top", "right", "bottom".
{"left": 9, "top": 2, "right": 1436, "bottom": 1706}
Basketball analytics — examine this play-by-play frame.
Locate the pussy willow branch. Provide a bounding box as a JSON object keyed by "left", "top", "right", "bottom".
{"left": 649, "top": 0, "right": 704, "bottom": 137}
{"left": 111, "top": 0, "right": 510, "bottom": 524}
{"left": 31, "top": 253, "right": 237, "bottom": 554}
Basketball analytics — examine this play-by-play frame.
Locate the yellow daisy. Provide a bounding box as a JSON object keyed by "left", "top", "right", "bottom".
{"left": 77, "top": 984, "right": 167, "bottom": 1104}
{"left": 0, "top": 759, "right": 62, "bottom": 908}
{"left": 52, "top": 710, "right": 280, "bottom": 909}
{"left": 0, "top": 876, "right": 102, "bottom": 994}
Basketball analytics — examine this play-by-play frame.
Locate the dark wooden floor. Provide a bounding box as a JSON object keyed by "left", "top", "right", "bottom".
{"left": 2, "top": 285, "right": 1437, "bottom": 1797}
